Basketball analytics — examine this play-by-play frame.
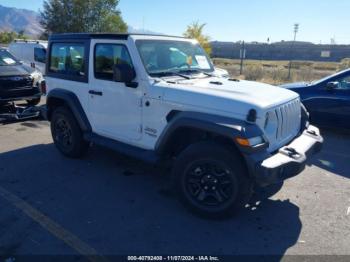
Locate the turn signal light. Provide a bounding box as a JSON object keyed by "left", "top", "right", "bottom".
{"left": 235, "top": 136, "right": 265, "bottom": 147}
{"left": 235, "top": 138, "right": 250, "bottom": 147}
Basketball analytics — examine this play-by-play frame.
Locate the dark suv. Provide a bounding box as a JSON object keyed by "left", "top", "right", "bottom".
{"left": 0, "top": 48, "right": 42, "bottom": 106}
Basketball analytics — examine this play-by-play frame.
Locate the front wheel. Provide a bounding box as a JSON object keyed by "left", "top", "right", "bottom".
{"left": 173, "top": 141, "right": 252, "bottom": 218}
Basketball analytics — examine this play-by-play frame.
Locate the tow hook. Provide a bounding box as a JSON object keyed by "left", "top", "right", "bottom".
{"left": 281, "top": 147, "right": 301, "bottom": 159}
{"left": 307, "top": 130, "right": 317, "bottom": 136}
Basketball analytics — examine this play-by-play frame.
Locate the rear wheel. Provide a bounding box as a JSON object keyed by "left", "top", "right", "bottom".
{"left": 26, "top": 97, "right": 41, "bottom": 106}
{"left": 51, "top": 107, "right": 89, "bottom": 158}
{"left": 173, "top": 141, "right": 252, "bottom": 218}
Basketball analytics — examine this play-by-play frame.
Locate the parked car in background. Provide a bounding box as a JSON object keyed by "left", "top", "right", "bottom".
{"left": 281, "top": 69, "right": 350, "bottom": 130}
{"left": 0, "top": 48, "right": 43, "bottom": 106}
{"left": 9, "top": 39, "right": 48, "bottom": 74}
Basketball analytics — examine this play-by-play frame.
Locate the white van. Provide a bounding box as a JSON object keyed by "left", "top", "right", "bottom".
{"left": 8, "top": 40, "right": 48, "bottom": 74}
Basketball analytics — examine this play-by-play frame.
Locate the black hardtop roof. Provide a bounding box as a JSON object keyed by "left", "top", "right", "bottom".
{"left": 49, "top": 33, "right": 187, "bottom": 41}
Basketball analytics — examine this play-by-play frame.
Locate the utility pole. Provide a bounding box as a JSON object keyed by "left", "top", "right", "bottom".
{"left": 288, "top": 23, "right": 299, "bottom": 79}
{"left": 239, "top": 41, "right": 246, "bottom": 75}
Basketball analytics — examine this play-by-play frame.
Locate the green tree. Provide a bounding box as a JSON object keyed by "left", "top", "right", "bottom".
{"left": 40, "top": 0, "right": 127, "bottom": 35}
{"left": 0, "top": 31, "right": 28, "bottom": 44}
{"left": 183, "top": 22, "right": 212, "bottom": 55}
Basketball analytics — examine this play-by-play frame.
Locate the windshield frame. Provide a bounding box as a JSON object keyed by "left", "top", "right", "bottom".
{"left": 135, "top": 39, "right": 215, "bottom": 77}
{"left": 0, "top": 49, "right": 21, "bottom": 66}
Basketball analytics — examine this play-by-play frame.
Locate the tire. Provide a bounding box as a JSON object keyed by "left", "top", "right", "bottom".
{"left": 172, "top": 141, "right": 253, "bottom": 218}
{"left": 50, "top": 106, "right": 89, "bottom": 158}
{"left": 26, "top": 97, "right": 41, "bottom": 106}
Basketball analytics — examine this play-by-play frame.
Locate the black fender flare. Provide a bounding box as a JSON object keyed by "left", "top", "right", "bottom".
{"left": 155, "top": 111, "right": 265, "bottom": 155}
{"left": 46, "top": 88, "right": 92, "bottom": 132}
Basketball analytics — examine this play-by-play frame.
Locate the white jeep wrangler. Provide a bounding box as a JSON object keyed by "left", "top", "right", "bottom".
{"left": 44, "top": 33, "right": 323, "bottom": 217}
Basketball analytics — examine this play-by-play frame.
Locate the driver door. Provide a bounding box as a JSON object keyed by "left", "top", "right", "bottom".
{"left": 88, "top": 40, "right": 143, "bottom": 142}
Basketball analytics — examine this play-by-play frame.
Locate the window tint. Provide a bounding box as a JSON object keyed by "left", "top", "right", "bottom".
{"left": 49, "top": 43, "right": 85, "bottom": 76}
{"left": 94, "top": 44, "right": 133, "bottom": 81}
{"left": 34, "top": 47, "right": 46, "bottom": 63}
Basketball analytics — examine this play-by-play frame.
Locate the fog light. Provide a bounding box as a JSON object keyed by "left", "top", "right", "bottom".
{"left": 248, "top": 136, "right": 264, "bottom": 146}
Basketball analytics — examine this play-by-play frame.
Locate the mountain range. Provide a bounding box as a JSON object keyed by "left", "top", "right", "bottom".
{"left": 0, "top": 5, "right": 44, "bottom": 37}
{"left": 0, "top": 4, "right": 161, "bottom": 38}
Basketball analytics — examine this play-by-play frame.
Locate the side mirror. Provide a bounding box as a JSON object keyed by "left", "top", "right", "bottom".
{"left": 113, "top": 64, "right": 137, "bottom": 86}
{"left": 326, "top": 81, "right": 338, "bottom": 90}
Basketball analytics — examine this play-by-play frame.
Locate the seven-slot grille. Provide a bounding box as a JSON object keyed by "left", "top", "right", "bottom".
{"left": 266, "top": 98, "right": 301, "bottom": 152}
{"left": 275, "top": 98, "right": 301, "bottom": 141}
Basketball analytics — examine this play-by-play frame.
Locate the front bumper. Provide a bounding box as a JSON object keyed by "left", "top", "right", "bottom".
{"left": 251, "top": 125, "right": 323, "bottom": 186}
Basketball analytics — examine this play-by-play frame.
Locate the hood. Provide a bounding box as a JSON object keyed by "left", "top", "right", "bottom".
{"left": 0, "top": 64, "right": 32, "bottom": 77}
{"left": 280, "top": 82, "right": 309, "bottom": 89}
{"left": 155, "top": 77, "right": 299, "bottom": 118}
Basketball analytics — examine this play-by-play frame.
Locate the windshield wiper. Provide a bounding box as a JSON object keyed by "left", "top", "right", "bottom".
{"left": 151, "top": 71, "right": 191, "bottom": 80}
{"left": 178, "top": 68, "right": 214, "bottom": 77}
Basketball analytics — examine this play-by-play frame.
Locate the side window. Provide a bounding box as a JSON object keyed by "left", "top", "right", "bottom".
{"left": 334, "top": 75, "right": 350, "bottom": 90}
{"left": 94, "top": 44, "right": 133, "bottom": 81}
{"left": 34, "top": 47, "right": 46, "bottom": 63}
{"left": 49, "top": 43, "right": 85, "bottom": 77}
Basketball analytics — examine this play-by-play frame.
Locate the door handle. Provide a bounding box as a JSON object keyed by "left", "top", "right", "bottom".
{"left": 89, "top": 90, "right": 103, "bottom": 96}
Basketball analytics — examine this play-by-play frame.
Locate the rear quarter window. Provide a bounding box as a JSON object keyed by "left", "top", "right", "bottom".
{"left": 48, "top": 42, "right": 89, "bottom": 82}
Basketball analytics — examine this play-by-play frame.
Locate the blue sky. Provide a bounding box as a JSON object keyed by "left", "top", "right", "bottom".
{"left": 2, "top": 0, "right": 350, "bottom": 44}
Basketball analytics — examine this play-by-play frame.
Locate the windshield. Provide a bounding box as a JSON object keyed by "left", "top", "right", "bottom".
{"left": 0, "top": 49, "right": 20, "bottom": 66}
{"left": 136, "top": 40, "right": 214, "bottom": 76}
{"left": 311, "top": 69, "right": 350, "bottom": 85}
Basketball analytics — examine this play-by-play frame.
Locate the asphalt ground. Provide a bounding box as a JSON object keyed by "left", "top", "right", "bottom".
{"left": 0, "top": 102, "right": 349, "bottom": 261}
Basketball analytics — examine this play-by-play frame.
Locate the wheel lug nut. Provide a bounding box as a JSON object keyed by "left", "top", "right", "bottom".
{"left": 204, "top": 186, "right": 208, "bottom": 190}
{"left": 212, "top": 186, "right": 216, "bottom": 190}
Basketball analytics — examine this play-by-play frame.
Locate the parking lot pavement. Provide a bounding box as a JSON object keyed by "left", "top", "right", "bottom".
{"left": 0, "top": 116, "right": 350, "bottom": 259}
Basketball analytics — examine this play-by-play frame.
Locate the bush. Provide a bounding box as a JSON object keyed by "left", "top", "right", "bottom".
{"left": 244, "top": 65, "right": 264, "bottom": 81}
{"left": 298, "top": 67, "right": 315, "bottom": 82}
{"left": 338, "top": 58, "right": 350, "bottom": 71}
{"left": 270, "top": 67, "right": 289, "bottom": 83}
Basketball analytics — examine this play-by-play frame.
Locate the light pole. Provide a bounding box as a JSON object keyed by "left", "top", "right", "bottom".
{"left": 239, "top": 41, "right": 246, "bottom": 75}
{"left": 288, "top": 23, "right": 299, "bottom": 79}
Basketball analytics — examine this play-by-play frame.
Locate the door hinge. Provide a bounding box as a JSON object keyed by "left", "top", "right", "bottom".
{"left": 139, "top": 98, "right": 143, "bottom": 107}
{"left": 138, "top": 124, "right": 143, "bottom": 133}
